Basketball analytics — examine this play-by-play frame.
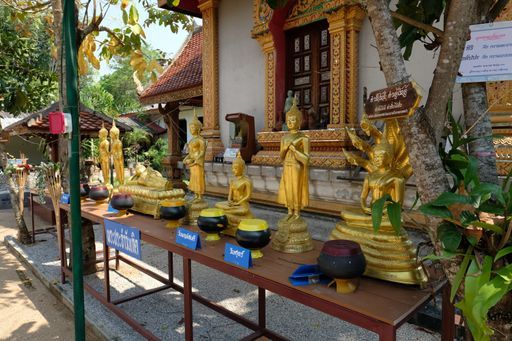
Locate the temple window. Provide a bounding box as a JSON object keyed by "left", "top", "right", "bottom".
{"left": 286, "top": 20, "right": 330, "bottom": 130}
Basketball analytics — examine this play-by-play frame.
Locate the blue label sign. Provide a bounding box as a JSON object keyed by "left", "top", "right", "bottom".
{"left": 176, "top": 227, "right": 201, "bottom": 250}
{"left": 104, "top": 219, "right": 141, "bottom": 259}
{"left": 60, "top": 193, "right": 70, "bottom": 204}
{"left": 107, "top": 203, "right": 119, "bottom": 213}
{"left": 224, "top": 243, "right": 252, "bottom": 269}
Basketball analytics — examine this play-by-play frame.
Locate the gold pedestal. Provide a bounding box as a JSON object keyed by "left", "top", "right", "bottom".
{"left": 251, "top": 249, "right": 263, "bottom": 259}
{"left": 330, "top": 209, "right": 427, "bottom": 285}
{"left": 221, "top": 212, "right": 254, "bottom": 237}
{"left": 186, "top": 199, "right": 208, "bottom": 225}
{"left": 332, "top": 278, "right": 359, "bottom": 294}
{"left": 165, "top": 219, "right": 183, "bottom": 229}
{"left": 205, "top": 233, "right": 221, "bottom": 241}
{"left": 271, "top": 216, "right": 313, "bottom": 253}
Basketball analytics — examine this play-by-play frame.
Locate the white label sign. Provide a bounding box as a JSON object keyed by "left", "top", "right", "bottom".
{"left": 457, "top": 21, "right": 512, "bottom": 83}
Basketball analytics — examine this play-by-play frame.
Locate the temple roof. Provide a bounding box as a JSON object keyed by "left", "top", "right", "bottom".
{"left": 1, "top": 102, "right": 132, "bottom": 136}
{"left": 139, "top": 27, "right": 203, "bottom": 105}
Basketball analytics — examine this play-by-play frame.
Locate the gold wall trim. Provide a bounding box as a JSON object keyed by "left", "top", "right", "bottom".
{"left": 256, "top": 32, "right": 276, "bottom": 132}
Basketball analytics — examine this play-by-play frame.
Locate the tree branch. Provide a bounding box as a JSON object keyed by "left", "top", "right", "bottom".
{"left": 0, "top": 0, "right": 51, "bottom": 12}
{"left": 97, "top": 26, "right": 124, "bottom": 46}
{"left": 390, "top": 11, "right": 445, "bottom": 41}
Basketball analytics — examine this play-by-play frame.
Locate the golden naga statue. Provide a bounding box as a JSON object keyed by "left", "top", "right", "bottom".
{"left": 109, "top": 120, "right": 125, "bottom": 185}
{"left": 330, "top": 116, "right": 426, "bottom": 285}
{"left": 99, "top": 123, "right": 110, "bottom": 185}
{"left": 183, "top": 112, "right": 208, "bottom": 224}
{"left": 215, "top": 152, "right": 254, "bottom": 236}
{"left": 272, "top": 98, "right": 314, "bottom": 253}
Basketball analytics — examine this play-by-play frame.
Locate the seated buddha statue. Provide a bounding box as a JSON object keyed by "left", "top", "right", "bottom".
{"left": 330, "top": 118, "right": 426, "bottom": 285}
{"left": 215, "top": 152, "right": 253, "bottom": 236}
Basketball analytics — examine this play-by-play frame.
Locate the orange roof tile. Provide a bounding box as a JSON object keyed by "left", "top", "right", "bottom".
{"left": 140, "top": 27, "right": 202, "bottom": 105}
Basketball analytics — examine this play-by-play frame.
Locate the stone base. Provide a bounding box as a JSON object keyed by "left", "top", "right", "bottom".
{"left": 330, "top": 217, "right": 427, "bottom": 285}
{"left": 186, "top": 199, "right": 208, "bottom": 226}
{"left": 271, "top": 216, "right": 313, "bottom": 253}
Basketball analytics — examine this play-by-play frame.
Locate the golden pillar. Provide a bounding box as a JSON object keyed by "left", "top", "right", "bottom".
{"left": 327, "top": 7, "right": 346, "bottom": 128}
{"left": 256, "top": 32, "right": 276, "bottom": 132}
{"left": 327, "top": 5, "right": 365, "bottom": 128}
{"left": 346, "top": 6, "right": 365, "bottom": 126}
{"left": 198, "top": 0, "right": 224, "bottom": 161}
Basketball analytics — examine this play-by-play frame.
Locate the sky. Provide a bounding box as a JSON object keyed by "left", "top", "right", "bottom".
{"left": 97, "top": 1, "right": 199, "bottom": 75}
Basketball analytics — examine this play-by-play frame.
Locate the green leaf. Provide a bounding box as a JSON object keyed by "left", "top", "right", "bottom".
{"left": 421, "top": 250, "right": 459, "bottom": 261}
{"left": 450, "top": 246, "right": 473, "bottom": 302}
{"left": 129, "top": 5, "right": 139, "bottom": 24}
{"left": 495, "top": 246, "right": 512, "bottom": 262}
{"left": 122, "top": 9, "right": 128, "bottom": 25}
{"left": 386, "top": 202, "right": 402, "bottom": 235}
{"left": 431, "top": 192, "right": 472, "bottom": 207}
{"left": 438, "top": 222, "right": 462, "bottom": 252}
{"left": 371, "top": 195, "right": 389, "bottom": 234}
{"left": 471, "top": 221, "right": 503, "bottom": 234}
{"left": 471, "top": 183, "right": 505, "bottom": 206}
{"left": 464, "top": 156, "right": 479, "bottom": 187}
{"left": 419, "top": 203, "right": 453, "bottom": 219}
{"left": 459, "top": 210, "right": 477, "bottom": 227}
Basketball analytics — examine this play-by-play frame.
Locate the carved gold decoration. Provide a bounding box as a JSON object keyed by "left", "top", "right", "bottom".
{"left": 284, "top": 0, "right": 345, "bottom": 30}
{"left": 199, "top": 0, "right": 224, "bottom": 161}
{"left": 251, "top": 0, "right": 273, "bottom": 37}
{"left": 256, "top": 32, "right": 276, "bottom": 132}
{"left": 487, "top": 3, "right": 512, "bottom": 114}
{"left": 346, "top": 6, "right": 365, "bottom": 125}
{"left": 139, "top": 86, "right": 202, "bottom": 106}
{"left": 327, "top": 8, "right": 346, "bottom": 127}
{"left": 330, "top": 118, "right": 426, "bottom": 285}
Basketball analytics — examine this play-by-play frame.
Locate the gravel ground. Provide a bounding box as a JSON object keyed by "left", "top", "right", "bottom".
{"left": 4, "top": 200, "right": 441, "bottom": 341}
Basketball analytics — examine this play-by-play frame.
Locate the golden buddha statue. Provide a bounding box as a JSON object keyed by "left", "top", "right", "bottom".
{"left": 215, "top": 152, "right": 253, "bottom": 236}
{"left": 109, "top": 121, "right": 125, "bottom": 185}
{"left": 272, "top": 98, "right": 313, "bottom": 253}
{"left": 183, "top": 112, "right": 208, "bottom": 224}
{"left": 99, "top": 123, "right": 110, "bottom": 185}
{"left": 330, "top": 117, "right": 426, "bottom": 285}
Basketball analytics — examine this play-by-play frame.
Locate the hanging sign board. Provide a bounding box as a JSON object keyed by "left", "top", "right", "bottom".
{"left": 364, "top": 82, "right": 422, "bottom": 120}
{"left": 457, "top": 21, "right": 512, "bottom": 83}
{"left": 104, "top": 219, "right": 141, "bottom": 259}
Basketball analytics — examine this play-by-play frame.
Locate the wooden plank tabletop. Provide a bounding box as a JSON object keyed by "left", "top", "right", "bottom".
{"left": 62, "top": 201, "right": 441, "bottom": 327}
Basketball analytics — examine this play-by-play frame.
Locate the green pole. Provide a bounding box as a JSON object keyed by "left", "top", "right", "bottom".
{"left": 62, "top": 0, "right": 86, "bottom": 340}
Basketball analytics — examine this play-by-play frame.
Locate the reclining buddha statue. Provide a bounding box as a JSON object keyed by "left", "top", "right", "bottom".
{"left": 118, "top": 164, "right": 185, "bottom": 219}
{"left": 330, "top": 116, "right": 427, "bottom": 285}
{"left": 215, "top": 152, "right": 254, "bottom": 236}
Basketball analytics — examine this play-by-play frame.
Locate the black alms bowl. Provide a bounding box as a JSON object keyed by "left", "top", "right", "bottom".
{"left": 235, "top": 219, "right": 271, "bottom": 251}
{"left": 80, "top": 183, "right": 90, "bottom": 198}
{"left": 317, "top": 240, "right": 366, "bottom": 280}
{"left": 89, "top": 185, "right": 109, "bottom": 202}
{"left": 110, "top": 193, "right": 134, "bottom": 211}
{"left": 160, "top": 200, "right": 187, "bottom": 220}
{"left": 197, "top": 208, "right": 227, "bottom": 234}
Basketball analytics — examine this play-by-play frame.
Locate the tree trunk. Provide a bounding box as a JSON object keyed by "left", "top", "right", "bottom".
{"left": 365, "top": 0, "right": 477, "bottom": 284}
{"left": 463, "top": 83, "right": 499, "bottom": 185}
{"left": 6, "top": 175, "right": 31, "bottom": 244}
{"left": 462, "top": 1, "right": 499, "bottom": 186}
{"left": 424, "top": 0, "right": 476, "bottom": 144}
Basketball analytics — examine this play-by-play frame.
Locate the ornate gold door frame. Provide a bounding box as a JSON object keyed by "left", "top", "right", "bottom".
{"left": 251, "top": 0, "right": 365, "bottom": 168}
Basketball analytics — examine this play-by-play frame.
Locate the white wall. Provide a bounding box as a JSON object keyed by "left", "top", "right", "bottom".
{"left": 358, "top": 17, "right": 464, "bottom": 122}
{"left": 218, "top": 0, "right": 265, "bottom": 148}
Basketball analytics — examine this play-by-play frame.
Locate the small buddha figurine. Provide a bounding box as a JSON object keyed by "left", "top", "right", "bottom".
{"left": 330, "top": 119, "right": 426, "bottom": 285}
{"left": 272, "top": 97, "right": 313, "bottom": 253}
{"left": 282, "top": 90, "right": 294, "bottom": 131}
{"left": 109, "top": 121, "right": 125, "bottom": 185}
{"left": 183, "top": 112, "right": 208, "bottom": 224}
{"left": 215, "top": 152, "right": 253, "bottom": 236}
{"left": 99, "top": 123, "right": 110, "bottom": 185}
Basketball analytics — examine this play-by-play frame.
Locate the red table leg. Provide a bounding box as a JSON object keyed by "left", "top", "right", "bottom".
{"left": 258, "top": 287, "right": 266, "bottom": 329}
{"left": 168, "top": 251, "right": 174, "bottom": 282}
{"left": 30, "top": 192, "right": 35, "bottom": 244}
{"left": 183, "top": 257, "right": 193, "bottom": 341}
{"left": 379, "top": 324, "right": 396, "bottom": 341}
{"left": 102, "top": 222, "right": 111, "bottom": 302}
{"left": 442, "top": 282, "right": 455, "bottom": 341}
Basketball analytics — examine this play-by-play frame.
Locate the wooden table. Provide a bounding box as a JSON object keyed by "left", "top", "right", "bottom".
{"left": 60, "top": 201, "right": 454, "bottom": 341}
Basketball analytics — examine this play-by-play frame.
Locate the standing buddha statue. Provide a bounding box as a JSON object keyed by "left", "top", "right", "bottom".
{"left": 109, "top": 120, "right": 125, "bottom": 185}
{"left": 99, "top": 123, "right": 110, "bottom": 186}
{"left": 215, "top": 152, "right": 253, "bottom": 236}
{"left": 330, "top": 117, "right": 426, "bottom": 285}
{"left": 183, "top": 112, "right": 208, "bottom": 224}
{"left": 271, "top": 98, "right": 313, "bottom": 253}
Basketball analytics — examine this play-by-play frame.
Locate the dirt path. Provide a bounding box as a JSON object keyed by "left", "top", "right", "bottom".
{"left": 0, "top": 209, "right": 95, "bottom": 340}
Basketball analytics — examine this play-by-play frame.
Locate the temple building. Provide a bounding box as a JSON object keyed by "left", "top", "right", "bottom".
{"left": 144, "top": 0, "right": 511, "bottom": 216}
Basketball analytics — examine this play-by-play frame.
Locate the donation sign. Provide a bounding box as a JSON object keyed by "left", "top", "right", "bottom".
{"left": 364, "top": 82, "right": 422, "bottom": 120}
{"left": 457, "top": 21, "right": 512, "bottom": 83}
{"left": 104, "top": 219, "right": 141, "bottom": 259}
